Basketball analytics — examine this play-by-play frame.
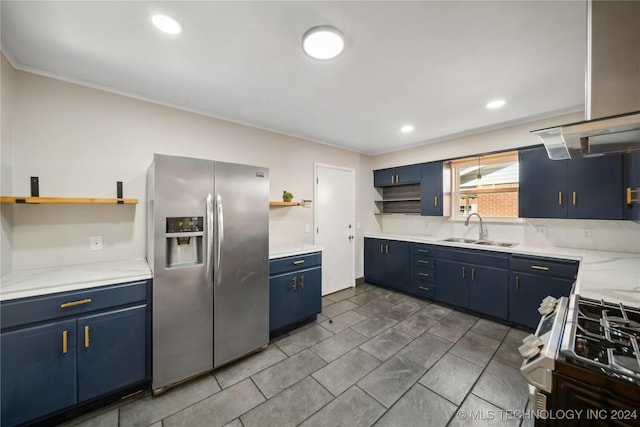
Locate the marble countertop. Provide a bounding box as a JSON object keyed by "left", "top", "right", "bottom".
{"left": 269, "top": 243, "right": 323, "bottom": 259}
{"left": 365, "top": 233, "right": 640, "bottom": 307}
{"left": 0, "top": 258, "right": 152, "bottom": 301}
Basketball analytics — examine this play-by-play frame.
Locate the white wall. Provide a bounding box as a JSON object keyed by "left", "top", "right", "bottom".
{"left": 1, "top": 55, "right": 15, "bottom": 275}
{"left": 2, "top": 60, "right": 371, "bottom": 277}
{"left": 368, "top": 114, "right": 640, "bottom": 254}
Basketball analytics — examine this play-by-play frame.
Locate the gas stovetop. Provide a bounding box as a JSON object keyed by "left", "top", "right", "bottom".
{"left": 561, "top": 295, "right": 640, "bottom": 386}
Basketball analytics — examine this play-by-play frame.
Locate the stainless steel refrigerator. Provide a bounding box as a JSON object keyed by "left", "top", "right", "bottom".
{"left": 147, "top": 153, "right": 269, "bottom": 394}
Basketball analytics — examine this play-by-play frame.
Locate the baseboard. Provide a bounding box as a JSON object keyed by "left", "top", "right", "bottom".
{"left": 355, "top": 276, "right": 365, "bottom": 286}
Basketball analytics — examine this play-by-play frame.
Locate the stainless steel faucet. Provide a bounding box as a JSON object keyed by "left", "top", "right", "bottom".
{"left": 464, "top": 213, "right": 485, "bottom": 241}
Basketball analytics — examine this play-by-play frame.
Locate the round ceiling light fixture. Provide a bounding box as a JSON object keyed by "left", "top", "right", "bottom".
{"left": 401, "top": 125, "right": 415, "bottom": 133}
{"left": 486, "top": 99, "right": 506, "bottom": 109}
{"left": 152, "top": 14, "right": 182, "bottom": 35}
{"left": 302, "top": 26, "right": 345, "bottom": 60}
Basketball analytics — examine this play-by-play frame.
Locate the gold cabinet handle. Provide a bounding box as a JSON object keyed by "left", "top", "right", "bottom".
{"left": 418, "top": 272, "right": 429, "bottom": 277}
{"left": 62, "top": 330, "right": 68, "bottom": 354}
{"left": 84, "top": 325, "right": 90, "bottom": 348}
{"left": 558, "top": 192, "right": 563, "bottom": 205}
{"left": 462, "top": 267, "right": 466, "bottom": 279}
{"left": 418, "top": 260, "right": 429, "bottom": 264}
{"left": 515, "top": 276, "right": 520, "bottom": 289}
{"left": 471, "top": 268, "right": 475, "bottom": 281}
{"left": 292, "top": 276, "right": 297, "bottom": 290}
{"left": 572, "top": 191, "right": 577, "bottom": 206}
{"left": 300, "top": 274, "right": 305, "bottom": 289}
{"left": 61, "top": 298, "right": 92, "bottom": 309}
{"left": 627, "top": 187, "right": 640, "bottom": 204}
{"left": 396, "top": 174, "right": 399, "bottom": 183}
{"left": 380, "top": 244, "right": 384, "bottom": 254}
{"left": 385, "top": 244, "right": 389, "bottom": 254}
{"left": 418, "top": 286, "right": 430, "bottom": 291}
{"left": 293, "top": 260, "right": 305, "bottom": 265}
{"left": 417, "top": 249, "right": 429, "bottom": 254}
{"left": 434, "top": 196, "right": 438, "bottom": 207}
{"left": 391, "top": 175, "right": 395, "bottom": 184}
{"left": 531, "top": 265, "right": 550, "bottom": 271}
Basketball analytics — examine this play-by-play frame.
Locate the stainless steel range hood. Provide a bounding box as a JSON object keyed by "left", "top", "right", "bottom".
{"left": 532, "top": 1, "right": 640, "bottom": 160}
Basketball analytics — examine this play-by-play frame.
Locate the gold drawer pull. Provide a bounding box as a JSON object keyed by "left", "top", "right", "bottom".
{"left": 417, "top": 249, "right": 429, "bottom": 253}
{"left": 61, "top": 298, "right": 92, "bottom": 309}
{"left": 558, "top": 192, "right": 563, "bottom": 205}
{"left": 84, "top": 326, "right": 90, "bottom": 348}
{"left": 531, "top": 265, "right": 550, "bottom": 271}
{"left": 418, "top": 260, "right": 429, "bottom": 264}
{"left": 516, "top": 276, "right": 520, "bottom": 289}
{"left": 572, "top": 191, "right": 577, "bottom": 206}
{"left": 418, "top": 286, "right": 430, "bottom": 292}
{"left": 434, "top": 196, "right": 438, "bottom": 207}
{"left": 293, "top": 260, "right": 305, "bottom": 265}
{"left": 628, "top": 187, "right": 640, "bottom": 204}
{"left": 418, "top": 272, "right": 430, "bottom": 277}
{"left": 62, "top": 330, "right": 68, "bottom": 354}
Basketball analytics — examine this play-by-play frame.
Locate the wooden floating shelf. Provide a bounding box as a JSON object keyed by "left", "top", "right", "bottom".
{"left": 269, "top": 201, "right": 306, "bottom": 207}
{"left": 1, "top": 196, "right": 138, "bottom": 204}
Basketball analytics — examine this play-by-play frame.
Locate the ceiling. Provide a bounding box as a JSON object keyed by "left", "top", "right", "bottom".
{"left": 1, "top": 1, "right": 587, "bottom": 155}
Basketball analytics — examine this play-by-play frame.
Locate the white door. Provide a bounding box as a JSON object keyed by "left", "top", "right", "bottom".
{"left": 315, "top": 164, "right": 355, "bottom": 295}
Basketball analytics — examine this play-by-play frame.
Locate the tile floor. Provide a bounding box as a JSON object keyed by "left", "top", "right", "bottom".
{"left": 60, "top": 283, "right": 535, "bottom": 427}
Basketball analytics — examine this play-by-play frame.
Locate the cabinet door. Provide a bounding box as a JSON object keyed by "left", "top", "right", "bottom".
{"left": 519, "top": 146, "right": 568, "bottom": 218}
{"left": 421, "top": 161, "right": 443, "bottom": 216}
{"left": 508, "top": 272, "right": 573, "bottom": 329}
{"left": 436, "top": 259, "right": 468, "bottom": 307}
{"left": 396, "top": 165, "right": 422, "bottom": 185}
{"left": 269, "top": 272, "right": 299, "bottom": 332}
{"left": 77, "top": 305, "right": 147, "bottom": 402}
{"left": 364, "top": 238, "right": 387, "bottom": 285}
{"left": 297, "top": 267, "right": 322, "bottom": 321}
{"left": 625, "top": 152, "right": 640, "bottom": 221}
{"left": 1, "top": 320, "right": 77, "bottom": 427}
{"left": 468, "top": 265, "right": 508, "bottom": 320}
{"left": 385, "top": 240, "right": 410, "bottom": 290}
{"left": 374, "top": 169, "right": 397, "bottom": 187}
{"left": 567, "top": 154, "right": 624, "bottom": 219}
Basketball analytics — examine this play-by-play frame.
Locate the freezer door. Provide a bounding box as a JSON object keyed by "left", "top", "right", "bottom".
{"left": 213, "top": 162, "right": 269, "bottom": 367}
{"left": 150, "top": 154, "right": 214, "bottom": 392}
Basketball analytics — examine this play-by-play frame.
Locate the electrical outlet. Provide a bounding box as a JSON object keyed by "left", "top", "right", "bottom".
{"left": 304, "top": 224, "right": 310, "bottom": 233}
{"left": 89, "top": 235, "right": 103, "bottom": 251}
{"left": 583, "top": 228, "right": 592, "bottom": 239}
{"left": 535, "top": 225, "right": 547, "bottom": 236}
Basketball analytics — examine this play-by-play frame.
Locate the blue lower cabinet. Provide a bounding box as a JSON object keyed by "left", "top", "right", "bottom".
{"left": 77, "top": 305, "right": 147, "bottom": 402}
{"left": 436, "top": 259, "right": 469, "bottom": 307}
{"left": 269, "top": 252, "right": 322, "bottom": 335}
{"left": 1, "top": 319, "right": 78, "bottom": 427}
{"left": 508, "top": 272, "right": 574, "bottom": 329}
{"left": 0, "top": 280, "right": 151, "bottom": 427}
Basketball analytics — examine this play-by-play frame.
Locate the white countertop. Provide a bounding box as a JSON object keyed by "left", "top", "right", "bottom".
{"left": 366, "top": 233, "right": 640, "bottom": 307}
{"left": 0, "top": 258, "right": 152, "bottom": 302}
{"left": 269, "top": 243, "right": 323, "bottom": 259}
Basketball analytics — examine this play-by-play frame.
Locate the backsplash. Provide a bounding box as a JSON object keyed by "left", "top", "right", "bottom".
{"left": 381, "top": 215, "right": 640, "bottom": 254}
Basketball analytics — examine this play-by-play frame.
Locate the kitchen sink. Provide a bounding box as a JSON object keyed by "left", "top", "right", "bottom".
{"left": 440, "top": 237, "right": 518, "bottom": 248}
{"left": 440, "top": 237, "right": 478, "bottom": 244}
{"left": 473, "top": 240, "right": 518, "bottom": 248}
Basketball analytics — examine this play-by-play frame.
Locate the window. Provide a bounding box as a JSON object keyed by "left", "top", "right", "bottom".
{"left": 449, "top": 151, "right": 519, "bottom": 219}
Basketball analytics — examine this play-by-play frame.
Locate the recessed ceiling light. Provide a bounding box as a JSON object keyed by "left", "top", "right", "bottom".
{"left": 152, "top": 14, "right": 182, "bottom": 35}
{"left": 401, "top": 125, "right": 415, "bottom": 133}
{"left": 302, "top": 26, "right": 345, "bottom": 60}
{"left": 486, "top": 99, "right": 506, "bottom": 109}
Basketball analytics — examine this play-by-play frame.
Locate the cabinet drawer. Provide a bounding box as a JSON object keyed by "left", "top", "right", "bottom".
{"left": 1, "top": 280, "right": 149, "bottom": 330}
{"left": 412, "top": 281, "right": 436, "bottom": 299}
{"left": 412, "top": 257, "right": 435, "bottom": 269}
{"left": 270, "top": 252, "right": 321, "bottom": 276}
{"left": 438, "top": 247, "right": 509, "bottom": 269}
{"left": 412, "top": 244, "right": 435, "bottom": 257}
{"left": 414, "top": 268, "right": 435, "bottom": 283}
{"left": 510, "top": 255, "right": 578, "bottom": 279}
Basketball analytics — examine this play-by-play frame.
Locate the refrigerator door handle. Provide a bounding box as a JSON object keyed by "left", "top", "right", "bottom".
{"left": 216, "top": 193, "right": 224, "bottom": 285}
{"left": 206, "top": 193, "right": 214, "bottom": 284}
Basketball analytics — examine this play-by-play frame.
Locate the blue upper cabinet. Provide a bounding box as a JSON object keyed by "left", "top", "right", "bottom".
{"left": 374, "top": 164, "right": 421, "bottom": 187}
{"left": 420, "top": 161, "right": 449, "bottom": 216}
{"left": 519, "top": 146, "right": 624, "bottom": 220}
{"left": 624, "top": 152, "right": 640, "bottom": 222}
